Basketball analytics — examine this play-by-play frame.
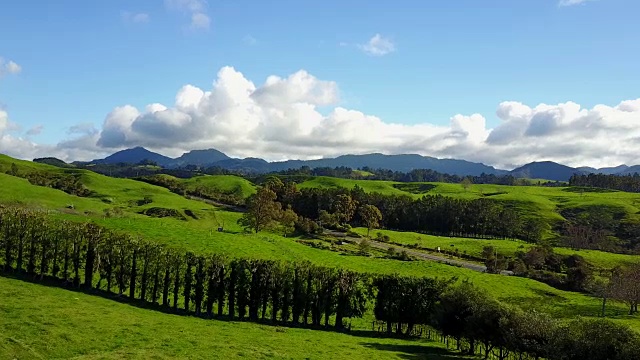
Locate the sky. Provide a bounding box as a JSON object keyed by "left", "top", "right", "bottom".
{"left": 1, "top": 0, "right": 639, "bottom": 169}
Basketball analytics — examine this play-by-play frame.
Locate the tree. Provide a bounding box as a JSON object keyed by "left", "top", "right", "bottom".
{"left": 237, "top": 187, "right": 282, "bottom": 233}
{"left": 358, "top": 238, "right": 371, "bottom": 255}
{"left": 332, "top": 194, "right": 358, "bottom": 225}
{"left": 610, "top": 264, "right": 640, "bottom": 315}
{"left": 279, "top": 206, "right": 298, "bottom": 237}
{"left": 359, "top": 204, "right": 382, "bottom": 237}
{"left": 586, "top": 277, "right": 611, "bottom": 317}
{"left": 461, "top": 177, "right": 472, "bottom": 191}
{"left": 8, "top": 163, "right": 19, "bottom": 176}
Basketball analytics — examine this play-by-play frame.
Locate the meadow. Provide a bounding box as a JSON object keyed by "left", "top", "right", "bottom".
{"left": 297, "top": 176, "right": 640, "bottom": 231}
{"left": 2, "top": 154, "right": 640, "bottom": 348}
{"left": 0, "top": 276, "right": 467, "bottom": 360}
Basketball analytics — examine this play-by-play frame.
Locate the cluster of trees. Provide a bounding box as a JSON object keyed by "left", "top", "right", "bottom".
{"left": 137, "top": 175, "right": 246, "bottom": 206}
{"left": 482, "top": 245, "right": 593, "bottom": 292}
{"left": 432, "top": 281, "right": 640, "bottom": 360}
{"left": 250, "top": 179, "right": 544, "bottom": 242}
{"left": 24, "top": 170, "right": 94, "bottom": 197}
{"left": 272, "top": 166, "right": 565, "bottom": 186}
{"left": 2, "top": 207, "right": 640, "bottom": 359}
{"left": 2, "top": 164, "right": 93, "bottom": 198}
{"left": 560, "top": 206, "right": 640, "bottom": 253}
{"left": 605, "top": 264, "right": 640, "bottom": 316}
{"left": 570, "top": 173, "right": 640, "bottom": 193}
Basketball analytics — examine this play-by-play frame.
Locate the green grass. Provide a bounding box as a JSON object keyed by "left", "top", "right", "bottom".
{"left": 2, "top": 155, "right": 640, "bottom": 330}
{"left": 352, "top": 228, "right": 640, "bottom": 271}
{"left": 297, "top": 176, "right": 640, "bottom": 240}
{"left": 0, "top": 276, "right": 469, "bottom": 360}
{"left": 183, "top": 174, "right": 257, "bottom": 198}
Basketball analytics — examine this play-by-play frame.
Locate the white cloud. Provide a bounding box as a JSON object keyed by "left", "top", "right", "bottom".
{"left": 4, "top": 67, "right": 640, "bottom": 170}
{"left": 165, "top": 0, "right": 210, "bottom": 30}
{"left": 26, "top": 125, "right": 43, "bottom": 136}
{"left": 558, "top": 0, "right": 595, "bottom": 6}
{"left": 0, "top": 57, "right": 22, "bottom": 77}
{"left": 358, "top": 34, "right": 396, "bottom": 56}
{"left": 122, "top": 11, "right": 150, "bottom": 24}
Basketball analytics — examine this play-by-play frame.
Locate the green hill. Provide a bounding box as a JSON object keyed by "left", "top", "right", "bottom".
{"left": 2, "top": 153, "right": 640, "bottom": 353}
{"left": 296, "top": 176, "right": 640, "bottom": 243}
{"left": 0, "top": 276, "right": 465, "bottom": 360}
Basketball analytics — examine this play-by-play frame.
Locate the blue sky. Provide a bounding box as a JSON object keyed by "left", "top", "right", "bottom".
{"left": 1, "top": 0, "right": 639, "bottom": 168}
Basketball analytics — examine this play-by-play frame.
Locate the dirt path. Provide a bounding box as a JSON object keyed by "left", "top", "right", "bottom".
{"left": 325, "top": 230, "right": 513, "bottom": 275}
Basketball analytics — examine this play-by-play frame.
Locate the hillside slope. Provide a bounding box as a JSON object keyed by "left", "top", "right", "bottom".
{"left": 0, "top": 276, "right": 464, "bottom": 360}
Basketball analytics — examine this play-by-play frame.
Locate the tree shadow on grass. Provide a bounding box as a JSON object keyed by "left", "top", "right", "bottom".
{"left": 361, "top": 342, "right": 469, "bottom": 360}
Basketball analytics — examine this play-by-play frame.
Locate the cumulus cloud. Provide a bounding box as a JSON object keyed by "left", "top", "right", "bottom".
{"left": 0, "top": 57, "right": 21, "bottom": 77}
{"left": 358, "top": 34, "right": 396, "bottom": 56}
{"left": 122, "top": 11, "right": 150, "bottom": 24}
{"left": 558, "top": 0, "right": 595, "bottom": 6}
{"left": 3, "top": 66, "right": 640, "bottom": 170}
{"left": 165, "top": 0, "right": 210, "bottom": 30}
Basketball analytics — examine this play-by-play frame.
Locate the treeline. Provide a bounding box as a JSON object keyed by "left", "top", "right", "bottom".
{"left": 262, "top": 180, "right": 545, "bottom": 242}
{"left": 273, "top": 166, "right": 563, "bottom": 186}
{"left": 569, "top": 173, "right": 640, "bottom": 193}
{"left": 136, "top": 175, "right": 246, "bottom": 206}
{"left": 2, "top": 207, "right": 639, "bottom": 360}
{"left": 3, "top": 162, "right": 93, "bottom": 197}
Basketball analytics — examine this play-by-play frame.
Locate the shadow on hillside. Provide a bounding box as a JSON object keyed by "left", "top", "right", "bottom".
{"left": 361, "top": 343, "right": 468, "bottom": 360}
{"left": 1, "top": 271, "right": 443, "bottom": 343}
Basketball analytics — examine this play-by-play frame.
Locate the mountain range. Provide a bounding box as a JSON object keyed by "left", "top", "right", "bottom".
{"left": 75, "top": 147, "right": 639, "bottom": 181}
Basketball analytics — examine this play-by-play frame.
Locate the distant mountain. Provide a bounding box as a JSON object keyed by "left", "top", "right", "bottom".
{"left": 85, "top": 147, "right": 640, "bottom": 181}
{"left": 87, "top": 148, "right": 505, "bottom": 176}
{"left": 268, "top": 153, "right": 506, "bottom": 176}
{"left": 172, "top": 149, "right": 230, "bottom": 167}
{"left": 576, "top": 165, "right": 629, "bottom": 175}
{"left": 509, "top": 161, "right": 587, "bottom": 181}
{"left": 616, "top": 165, "right": 640, "bottom": 176}
{"left": 91, "top": 147, "right": 174, "bottom": 166}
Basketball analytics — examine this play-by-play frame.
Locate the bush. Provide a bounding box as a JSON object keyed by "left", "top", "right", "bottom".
{"left": 358, "top": 239, "right": 371, "bottom": 255}
{"left": 140, "top": 207, "right": 186, "bottom": 221}
{"left": 295, "top": 217, "right": 322, "bottom": 235}
{"left": 375, "top": 232, "right": 390, "bottom": 242}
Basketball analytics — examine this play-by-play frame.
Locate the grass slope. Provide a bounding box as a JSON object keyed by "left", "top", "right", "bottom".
{"left": 297, "top": 176, "right": 640, "bottom": 239}
{"left": 0, "top": 277, "right": 467, "bottom": 360}
{"left": 183, "top": 174, "right": 257, "bottom": 198}
{"left": 352, "top": 228, "right": 640, "bottom": 271}
{"left": 1, "top": 156, "right": 638, "bottom": 328}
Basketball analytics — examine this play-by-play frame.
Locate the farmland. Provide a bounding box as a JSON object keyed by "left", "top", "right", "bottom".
{"left": 0, "top": 276, "right": 466, "bottom": 360}
{"left": 2, "top": 154, "right": 640, "bottom": 358}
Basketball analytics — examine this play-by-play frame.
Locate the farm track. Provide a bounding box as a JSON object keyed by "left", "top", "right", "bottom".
{"left": 324, "top": 230, "right": 514, "bottom": 275}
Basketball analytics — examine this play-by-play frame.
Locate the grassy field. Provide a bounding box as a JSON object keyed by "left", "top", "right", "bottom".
{"left": 183, "top": 174, "right": 257, "bottom": 198}
{"left": 0, "top": 276, "right": 468, "bottom": 360}
{"left": 351, "top": 227, "right": 640, "bottom": 271}
{"left": 1, "top": 155, "right": 640, "bottom": 332}
{"left": 297, "top": 176, "right": 640, "bottom": 240}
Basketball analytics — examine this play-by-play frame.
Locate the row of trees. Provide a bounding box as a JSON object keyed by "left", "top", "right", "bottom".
{"left": 0, "top": 207, "right": 369, "bottom": 328}
{"left": 1, "top": 207, "right": 640, "bottom": 359}
{"left": 273, "top": 166, "right": 553, "bottom": 186}
{"left": 432, "top": 281, "right": 640, "bottom": 360}
{"left": 569, "top": 173, "right": 640, "bottom": 193}
{"left": 250, "top": 179, "right": 544, "bottom": 242}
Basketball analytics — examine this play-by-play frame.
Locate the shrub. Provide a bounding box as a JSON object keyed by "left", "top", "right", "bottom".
{"left": 140, "top": 207, "right": 186, "bottom": 221}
